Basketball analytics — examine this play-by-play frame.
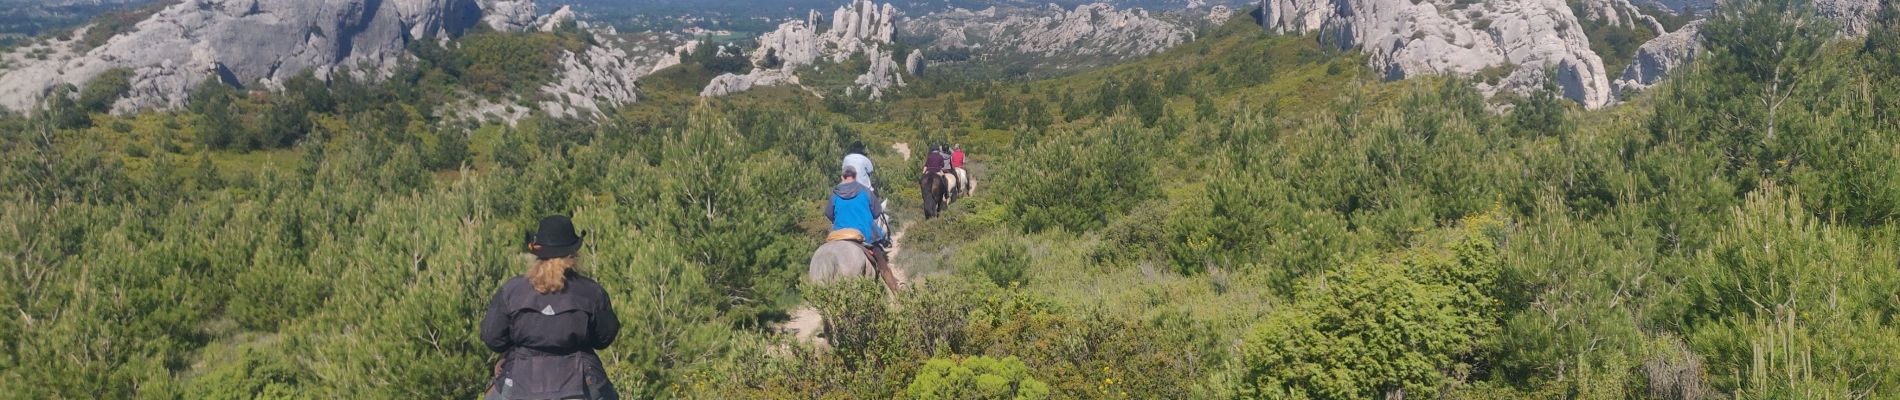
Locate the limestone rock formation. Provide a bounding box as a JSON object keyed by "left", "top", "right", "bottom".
{"left": 1261, "top": 0, "right": 1618, "bottom": 109}
{"left": 538, "top": 38, "right": 637, "bottom": 118}
{"left": 703, "top": 0, "right": 904, "bottom": 98}
{"left": 1605, "top": 0, "right": 1873, "bottom": 98}
{"left": 482, "top": 0, "right": 539, "bottom": 32}
{"left": 0, "top": 0, "right": 520, "bottom": 113}
{"left": 519, "top": 25, "right": 686, "bottom": 120}
{"left": 903, "top": 4, "right": 1195, "bottom": 72}
{"left": 905, "top": 49, "right": 925, "bottom": 77}
{"left": 1815, "top": 0, "right": 1878, "bottom": 37}
{"left": 1578, "top": 0, "right": 1667, "bottom": 33}
{"left": 536, "top": 5, "right": 576, "bottom": 32}
{"left": 1614, "top": 21, "right": 1702, "bottom": 96}
{"left": 855, "top": 49, "right": 906, "bottom": 99}
{"left": 701, "top": 70, "right": 800, "bottom": 97}
{"left": 747, "top": 0, "right": 896, "bottom": 70}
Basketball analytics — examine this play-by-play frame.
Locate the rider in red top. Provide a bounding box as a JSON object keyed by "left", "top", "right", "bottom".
{"left": 950, "top": 145, "right": 965, "bottom": 169}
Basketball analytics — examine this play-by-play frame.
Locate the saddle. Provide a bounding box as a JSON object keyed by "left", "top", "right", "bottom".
{"left": 826, "top": 229, "right": 867, "bottom": 243}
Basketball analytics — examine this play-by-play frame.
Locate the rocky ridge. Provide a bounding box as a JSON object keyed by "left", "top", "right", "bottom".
{"left": 0, "top": 0, "right": 668, "bottom": 118}
{"left": 902, "top": 3, "right": 1200, "bottom": 73}
{"left": 1609, "top": 0, "right": 1876, "bottom": 96}
{"left": 1259, "top": 0, "right": 1885, "bottom": 107}
{"left": 1262, "top": 0, "right": 1617, "bottom": 108}
{"left": 0, "top": 0, "right": 500, "bottom": 113}
{"left": 702, "top": 0, "right": 906, "bottom": 99}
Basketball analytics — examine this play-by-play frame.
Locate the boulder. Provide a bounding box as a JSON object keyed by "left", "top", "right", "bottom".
{"left": 701, "top": 70, "right": 799, "bottom": 97}
{"left": 855, "top": 48, "right": 905, "bottom": 99}
{"left": 482, "top": 0, "right": 538, "bottom": 32}
{"left": 1614, "top": 21, "right": 1702, "bottom": 96}
{"left": 906, "top": 49, "right": 925, "bottom": 77}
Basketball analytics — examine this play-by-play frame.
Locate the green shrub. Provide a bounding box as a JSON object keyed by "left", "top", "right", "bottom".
{"left": 803, "top": 277, "right": 890, "bottom": 368}
{"left": 1242, "top": 215, "right": 1507, "bottom": 399}
{"left": 962, "top": 233, "right": 1030, "bottom": 286}
{"left": 997, "top": 115, "right": 1158, "bottom": 233}
{"left": 906, "top": 356, "right": 1052, "bottom": 400}
{"left": 76, "top": 68, "right": 132, "bottom": 113}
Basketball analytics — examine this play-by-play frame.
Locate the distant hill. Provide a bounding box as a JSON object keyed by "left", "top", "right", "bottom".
{"left": 0, "top": 0, "right": 161, "bottom": 38}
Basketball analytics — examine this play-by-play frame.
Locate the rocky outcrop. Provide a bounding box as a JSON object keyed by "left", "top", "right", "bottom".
{"left": 539, "top": 39, "right": 636, "bottom": 119}
{"left": 747, "top": 0, "right": 895, "bottom": 70}
{"left": 704, "top": 0, "right": 905, "bottom": 98}
{"left": 482, "top": 0, "right": 539, "bottom": 32}
{"left": 1614, "top": 21, "right": 1701, "bottom": 96}
{"left": 1607, "top": 0, "right": 1874, "bottom": 98}
{"left": 520, "top": 24, "right": 685, "bottom": 120}
{"left": 701, "top": 69, "right": 799, "bottom": 97}
{"left": 1815, "top": 0, "right": 1878, "bottom": 36}
{"left": 0, "top": 0, "right": 529, "bottom": 113}
{"left": 854, "top": 49, "right": 906, "bottom": 99}
{"left": 903, "top": 4, "right": 1195, "bottom": 71}
{"left": 536, "top": 5, "right": 576, "bottom": 32}
{"left": 1579, "top": 0, "right": 1667, "bottom": 33}
{"left": 1262, "top": 0, "right": 1617, "bottom": 109}
{"left": 905, "top": 49, "right": 925, "bottom": 77}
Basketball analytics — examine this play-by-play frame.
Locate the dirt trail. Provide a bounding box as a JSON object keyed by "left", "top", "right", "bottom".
{"left": 891, "top": 142, "right": 912, "bottom": 161}
{"left": 780, "top": 143, "right": 916, "bottom": 347}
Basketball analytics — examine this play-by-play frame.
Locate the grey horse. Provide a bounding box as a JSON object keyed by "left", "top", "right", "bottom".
{"left": 808, "top": 233, "right": 901, "bottom": 294}
{"left": 809, "top": 240, "right": 877, "bottom": 284}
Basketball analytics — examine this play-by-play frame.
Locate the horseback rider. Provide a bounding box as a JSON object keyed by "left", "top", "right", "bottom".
{"left": 924, "top": 144, "right": 948, "bottom": 175}
{"left": 825, "top": 166, "right": 894, "bottom": 288}
{"left": 482, "top": 215, "right": 621, "bottom": 400}
{"left": 842, "top": 141, "right": 876, "bottom": 192}
{"left": 950, "top": 144, "right": 968, "bottom": 195}
{"left": 826, "top": 166, "right": 889, "bottom": 248}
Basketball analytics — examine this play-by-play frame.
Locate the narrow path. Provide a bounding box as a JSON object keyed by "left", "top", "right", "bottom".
{"left": 779, "top": 143, "right": 917, "bottom": 347}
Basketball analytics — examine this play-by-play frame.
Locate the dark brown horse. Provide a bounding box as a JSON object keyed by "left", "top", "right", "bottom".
{"left": 921, "top": 172, "right": 948, "bottom": 219}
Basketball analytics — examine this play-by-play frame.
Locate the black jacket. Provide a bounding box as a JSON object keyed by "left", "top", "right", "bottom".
{"left": 481, "top": 273, "right": 621, "bottom": 399}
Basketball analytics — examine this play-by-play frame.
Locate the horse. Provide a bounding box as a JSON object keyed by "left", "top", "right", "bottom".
{"left": 942, "top": 171, "right": 962, "bottom": 204}
{"left": 953, "top": 167, "right": 973, "bottom": 198}
{"left": 808, "top": 230, "right": 900, "bottom": 293}
{"left": 920, "top": 172, "right": 948, "bottom": 219}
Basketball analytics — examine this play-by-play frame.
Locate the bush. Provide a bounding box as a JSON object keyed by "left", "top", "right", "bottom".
{"left": 906, "top": 356, "right": 1052, "bottom": 400}
{"left": 1242, "top": 215, "right": 1507, "bottom": 399}
{"left": 802, "top": 277, "right": 889, "bottom": 368}
{"left": 77, "top": 68, "right": 132, "bottom": 113}
{"left": 962, "top": 233, "right": 1030, "bottom": 286}
{"left": 998, "top": 115, "right": 1158, "bottom": 233}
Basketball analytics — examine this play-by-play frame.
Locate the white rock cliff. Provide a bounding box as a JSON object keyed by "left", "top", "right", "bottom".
{"left": 1613, "top": 21, "right": 1702, "bottom": 96}
{"left": 1262, "top": 0, "right": 1618, "bottom": 108}
{"left": 703, "top": 0, "right": 906, "bottom": 98}
{"left": 903, "top": 3, "right": 1196, "bottom": 72}
{"left": 0, "top": 0, "right": 509, "bottom": 113}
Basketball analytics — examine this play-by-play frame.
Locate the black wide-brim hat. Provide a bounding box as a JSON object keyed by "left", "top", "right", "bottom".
{"left": 527, "top": 215, "right": 586, "bottom": 259}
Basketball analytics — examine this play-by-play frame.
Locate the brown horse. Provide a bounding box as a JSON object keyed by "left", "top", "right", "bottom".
{"left": 921, "top": 172, "right": 948, "bottom": 219}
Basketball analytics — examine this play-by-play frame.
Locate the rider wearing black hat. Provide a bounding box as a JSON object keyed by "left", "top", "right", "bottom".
{"left": 481, "top": 215, "right": 621, "bottom": 400}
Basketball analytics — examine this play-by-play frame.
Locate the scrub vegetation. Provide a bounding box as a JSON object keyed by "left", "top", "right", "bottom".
{"left": 2, "top": 1, "right": 1898, "bottom": 398}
